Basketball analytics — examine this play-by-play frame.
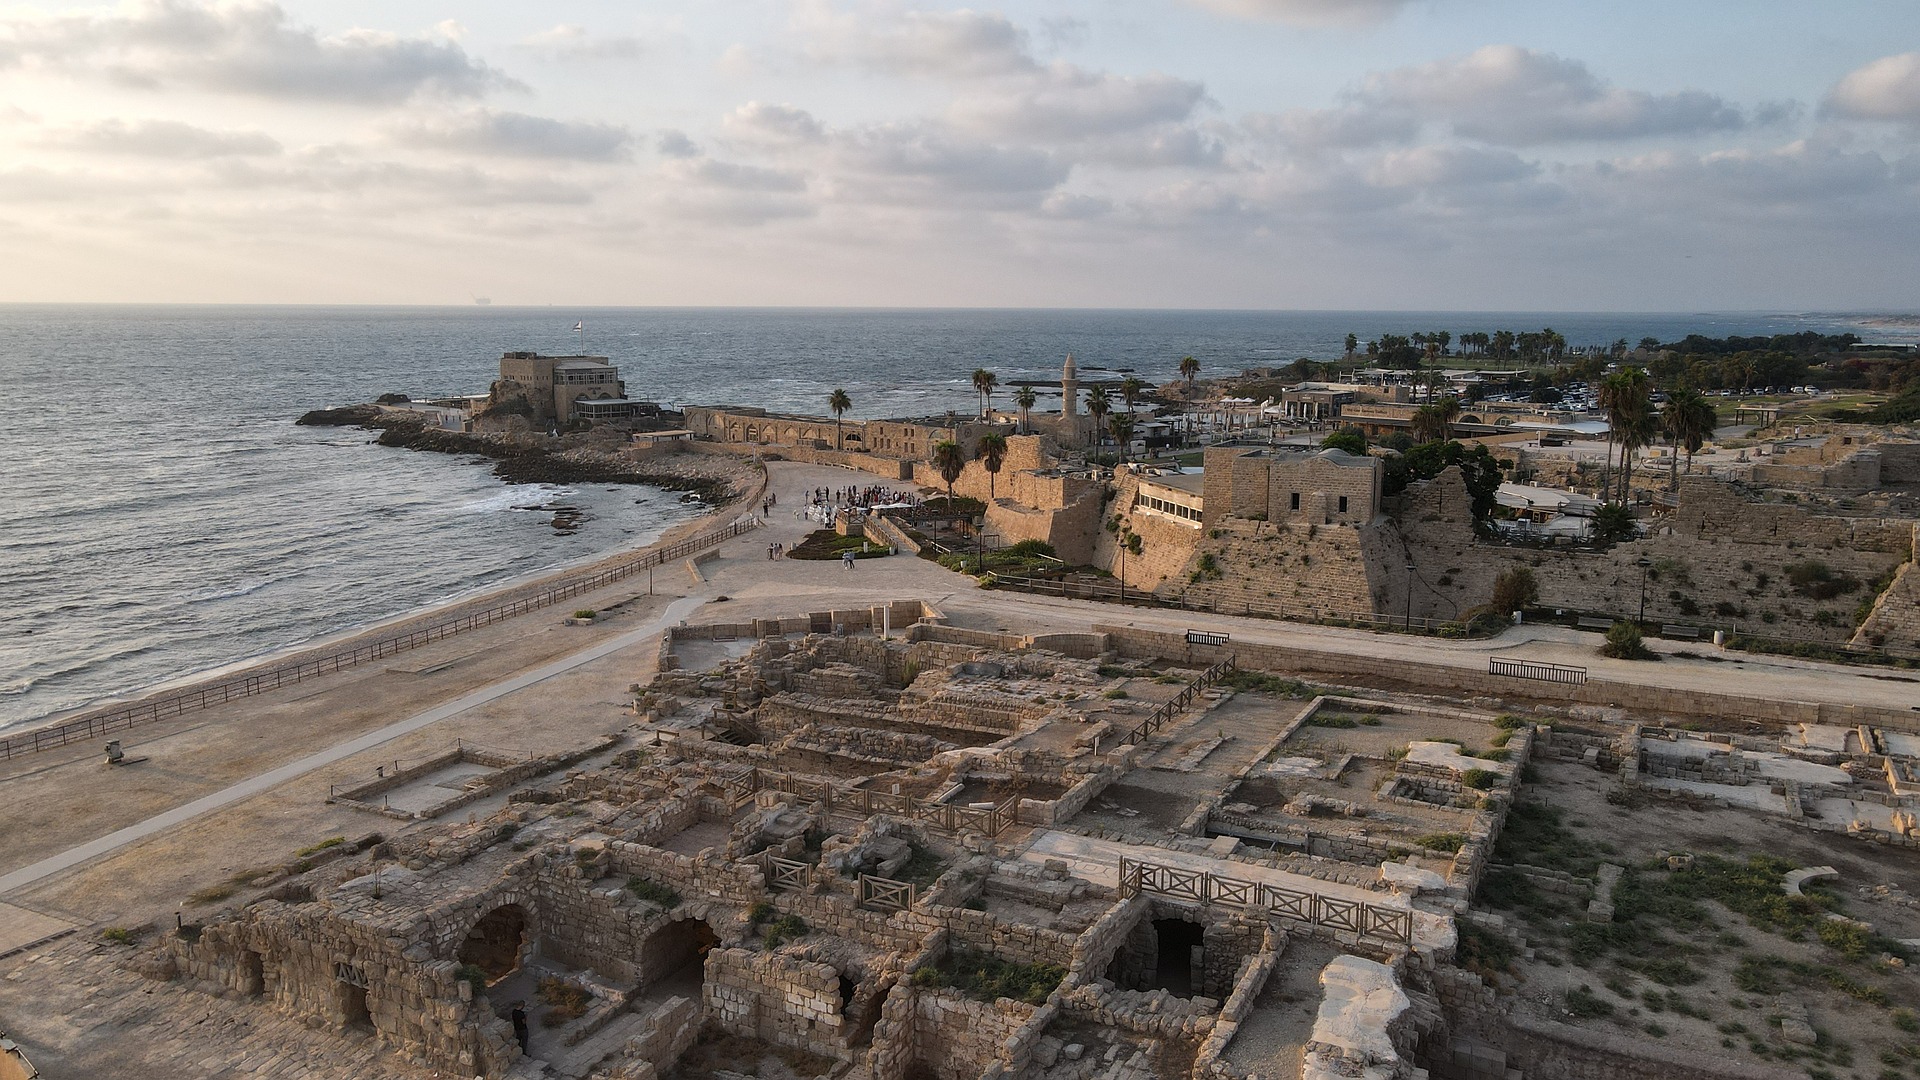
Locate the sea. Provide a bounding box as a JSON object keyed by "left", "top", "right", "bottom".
{"left": 1, "top": 305, "right": 1910, "bottom": 732}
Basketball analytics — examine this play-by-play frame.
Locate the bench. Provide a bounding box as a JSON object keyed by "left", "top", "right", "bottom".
{"left": 1575, "top": 616, "right": 1614, "bottom": 632}
{"left": 1661, "top": 624, "right": 1703, "bottom": 641}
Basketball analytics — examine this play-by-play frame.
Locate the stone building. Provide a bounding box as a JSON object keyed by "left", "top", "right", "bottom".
{"left": 496, "top": 352, "right": 630, "bottom": 424}
{"left": 1200, "top": 446, "right": 1383, "bottom": 528}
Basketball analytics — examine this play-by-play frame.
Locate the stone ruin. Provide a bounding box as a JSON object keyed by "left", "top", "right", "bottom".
{"left": 121, "top": 629, "right": 1538, "bottom": 1080}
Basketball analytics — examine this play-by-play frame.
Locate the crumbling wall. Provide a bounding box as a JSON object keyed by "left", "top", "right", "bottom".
{"left": 705, "top": 947, "right": 850, "bottom": 1058}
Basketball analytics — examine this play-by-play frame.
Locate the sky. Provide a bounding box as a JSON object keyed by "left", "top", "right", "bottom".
{"left": 0, "top": 0, "right": 1917, "bottom": 309}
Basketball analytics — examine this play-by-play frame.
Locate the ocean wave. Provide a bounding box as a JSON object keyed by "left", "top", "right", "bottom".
{"left": 186, "top": 571, "right": 305, "bottom": 604}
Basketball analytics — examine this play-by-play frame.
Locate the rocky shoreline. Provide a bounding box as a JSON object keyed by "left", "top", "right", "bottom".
{"left": 296, "top": 406, "right": 747, "bottom": 503}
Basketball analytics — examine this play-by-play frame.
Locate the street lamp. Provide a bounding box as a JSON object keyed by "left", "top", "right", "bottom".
{"left": 1637, "top": 557, "right": 1652, "bottom": 625}
{"left": 1404, "top": 563, "right": 1417, "bottom": 630}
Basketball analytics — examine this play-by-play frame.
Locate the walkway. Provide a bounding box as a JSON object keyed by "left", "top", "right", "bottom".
{"left": 0, "top": 595, "right": 707, "bottom": 897}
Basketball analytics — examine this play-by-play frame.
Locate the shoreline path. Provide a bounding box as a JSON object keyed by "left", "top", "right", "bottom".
{"left": 3, "top": 460, "right": 1915, "bottom": 912}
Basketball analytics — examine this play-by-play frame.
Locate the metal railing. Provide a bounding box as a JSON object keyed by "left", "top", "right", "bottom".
{"left": 1119, "top": 656, "right": 1237, "bottom": 746}
{"left": 1119, "top": 856, "right": 1412, "bottom": 945}
{"left": 0, "top": 515, "right": 762, "bottom": 761}
{"left": 1489, "top": 656, "right": 1589, "bottom": 687}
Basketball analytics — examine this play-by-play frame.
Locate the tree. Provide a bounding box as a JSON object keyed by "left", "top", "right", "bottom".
{"left": 932, "top": 440, "right": 967, "bottom": 510}
{"left": 1119, "top": 376, "right": 1146, "bottom": 414}
{"left": 1601, "top": 620, "right": 1655, "bottom": 660}
{"left": 1321, "top": 428, "right": 1367, "bottom": 455}
{"left": 1107, "top": 413, "right": 1137, "bottom": 466}
{"left": 827, "top": 388, "right": 852, "bottom": 451}
{"left": 1085, "top": 385, "right": 1112, "bottom": 449}
{"left": 1179, "top": 355, "right": 1200, "bottom": 433}
{"left": 975, "top": 433, "right": 1008, "bottom": 503}
{"left": 1491, "top": 330, "right": 1515, "bottom": 361}
{"left": 1590, "top": 502, "right": 1638, "bottom": 546}
{"left": 972, "top": 368, "right": 999, "bottom": 418}
{"left": 1343, "top": 334, "right": 1358, "bottom": 361}
{"left": 1411, "top": 396, "right": 1461, "bottom": 443}
{"left": 1638, "top": 336, "right": 1661, "bottom": 352}
{"left": 1602, "top": 367, "right": 1655, "bottom": 502}
{"left": 1490, "top": 567, "right": 1538, "bottom": 615}
{"left": 1014, "top": 385, "right": 1038, "bottom": 434}
{"left": 1660, "top": 388, "right": 1717, "bottom": 489}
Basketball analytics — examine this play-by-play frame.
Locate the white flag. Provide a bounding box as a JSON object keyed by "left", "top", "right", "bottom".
{"left": 573, "top": 321, "right": 584, "bottom": 331}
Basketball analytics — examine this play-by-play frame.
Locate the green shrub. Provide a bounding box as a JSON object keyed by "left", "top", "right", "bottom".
{"left": 764, "top": 915, "right": 809, "bottom": 949}
{"left": 1462, "top": 768, "right": 1499, "bottom": 790}
{"left": 1601, "top": 621, "right": 1656, "bottom": 660}
{"left": 100, "top": 926, "right": 140, "bottom": 945}
{"left": 572, "top": 609, "right": 597, "bottom": 619}
{"left": 295, "top": 836, "right": 346, "bottom": 858}
{"left": 1006, "top": 539, "right": 1056, "bottom": 558}
{"left": 455, "top": 963, "right": 488, "bottom": 996}
{"left": 1563, "top": 985, "right": 1614, "bottom": 1019}
{"left": 913, "top": 948, "right": 1066, "bottom": 1005}
{"left": 1221, "top": 671, "right": 1313, "bottom": 697}
{"left": 626, "top": 878, "right": 682, "bottom": 909}
{"left": 1415, "top": 833, "right": 1467, "bottom": 853}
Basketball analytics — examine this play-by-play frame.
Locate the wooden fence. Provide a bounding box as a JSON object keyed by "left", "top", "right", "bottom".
{"left": 858, "top": 874, "right": 917, "bottom": 911}
{"left": 0, "top": 515, "right": 762, "bottom": 761}
{"left": 1119, "top": 856, "right": 1413, "bottom": 945}
{"left": 1119, "top": 656, "right": 1237, "bottom": 746}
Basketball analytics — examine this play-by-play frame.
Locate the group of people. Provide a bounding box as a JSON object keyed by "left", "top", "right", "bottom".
{"left": 759, "top": 492, "right": 779, "bottom": 515}
{"left": 807, "top": 485, "right": 916, "bottom": 509}
{"left": 765, "top": 541, "right": 787, "bottom": 559}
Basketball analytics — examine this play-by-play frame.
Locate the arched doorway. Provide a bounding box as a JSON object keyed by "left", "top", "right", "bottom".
{"left": 459, "top": 905, "right": 529, "bottom": 984}
{"left": 639, "top": 918, "right": 719, "bottom": 998}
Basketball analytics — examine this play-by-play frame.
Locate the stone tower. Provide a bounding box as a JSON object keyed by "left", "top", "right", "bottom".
{"left": 1061, "top": 353, "right": 1079, "bottom": 417}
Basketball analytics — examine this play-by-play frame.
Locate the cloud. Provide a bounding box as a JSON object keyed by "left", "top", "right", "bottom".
{"left": 520, "top": 24, "right": 647, "bottom": 61}
{"left": 1363, "top": 45, "right": 1749, "bottom": 145}
{"left": 1825, "top": 52, "right": 1920, "bottom": 124}
{"left": 799, "top": 5, "right": 1037, "bottom": 77}
{"left": 1, "top": 0, "right": 515, "bottom": 104}
{"left": 1182, "top": 0, "right": 1415, "bottom": 28}
{"left": 955, "top": 68, "right": 1207, "bottom": 141}
{"left": 56, "top": 118, "right": 280, "bottom": 157}
{"left": 656, "top": 130, "right": 700, "bottom": 158}
{"left": 396, "top": 110, "right": 631, "bottom": 161}
{"left": 210, "top": 150, "right": 595, "bottom": 205}
{"left": 725, "top": 102, "right": 827, "bottom": 144}
{"left": 835, "top": 122, "right": 1069, "bottom": 199}
{"left": 1245, "top": 103, "right": 1418, "bottom": 149}
{"left": 1367, "top": 143, "right": 1536, "bottom": 188}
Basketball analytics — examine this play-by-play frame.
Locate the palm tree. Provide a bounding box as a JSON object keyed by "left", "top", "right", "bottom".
{"left": 1085, "top": 385, "right": 1112, "bottom": 451}
{"left": 972, "top": 368, "right": 998, "bottom": 419}
{"left": 975, "top": 432, "right": 1008, "bottom": 502}
{"left": 1108, "top": 413, "right": 1136, "bottom": 467}
{"left": 1661, "top": 389, "right": 1718, "bottom": 489}
{"left": 1119, "top": 376, "right": 1146, "bottom": 414}
{"left": 1342, "top": 335, "right": 1357, "bottom": 362}
{"left": 1014, "top": 385, "right": 1037, "bottom": 434}
{"left": 1602, "top": 367, "right": 1654, "bottom": 502}
{"left": 932, "top": 439, "right": 967, "bottom": 511}
{"left": 1179, "top": 356, "right": 1200, "bottom": 434}
{"left": 827, "top": 388, "right": 851, "bottom": 451}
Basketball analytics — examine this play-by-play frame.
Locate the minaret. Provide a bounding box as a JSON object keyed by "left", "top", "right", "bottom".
{"left": 1061, "top": 353, "right": 1079, "bottom": 417}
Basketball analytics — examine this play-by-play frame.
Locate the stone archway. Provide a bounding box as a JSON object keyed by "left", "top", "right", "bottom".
{"left": 639, "top": 917, "right": 719, "bottom": 997}
{"left": 459, "top": 904, "right": 529, "bottom": 984}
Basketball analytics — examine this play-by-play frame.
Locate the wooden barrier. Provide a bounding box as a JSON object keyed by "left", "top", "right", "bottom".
{"left": 1119, "top": 856, "right": 1413, "bottom": 945}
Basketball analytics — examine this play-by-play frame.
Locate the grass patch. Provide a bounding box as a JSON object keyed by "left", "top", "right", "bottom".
{"left": 895, "top": 842, "right": 948, "bottom": 887}
{"left": 100, "top": 926, "right": 143, "bottom": 945}
{"left": 1492, "top": 801, "right": 1601, "bottom": 876}
{"left": 294, "top": 836, "right": 347, "bottom": 858}
{"left": 912, "top": 948, "right": 1065, "bottom": 1005}
{"left": 1220, "top": 671, "right": 1315, "bottom": 698}
{"left": 572, "top": 609, "right": 596, "bottom": 619}
{"left": 1457, "top": 922, "right": 1516, "bottom": 979}
{"left": 1414, "top": 832, "right": 1467, "bottom": 853}
{"left": 626, "top": 878, "right": 682, "bottom": 909}
{"left": 1563, "top": 985, "right": 1614, "bottom": 1019}
{"left": 790, "top": 529, "right": 888, "bottom": 560}
{"left": 764, "top": 915, "right": 809, "bottom": 949}
{"left": 537, "top": 977, "right": 592, "bottom": 1026}
{"left": 1308, "top": 714, "right": 1359, "bottom": 729}
{"left": 1461, "top": 768, "right": 1499, "bottom": 790}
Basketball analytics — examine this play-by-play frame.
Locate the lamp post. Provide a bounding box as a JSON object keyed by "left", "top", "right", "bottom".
{"left": 1637, "top": 557, "right": 1652, "bottom": 625}
{"left": 1404, "top": 563, "right": 1416, "bottom": 630}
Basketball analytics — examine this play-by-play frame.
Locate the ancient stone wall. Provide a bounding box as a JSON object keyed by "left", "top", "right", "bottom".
{"left": 1091, "top": 623, "right": 1920, "bottom": 735}
{"left": 1172, "top": 518, "right": 1378, "bottom": 617}
{"left": 1854, "top": 536, "right": 1920, "bottom": 650}
{"left": 705, "top": 947, "right": 850, "bottom": 1058}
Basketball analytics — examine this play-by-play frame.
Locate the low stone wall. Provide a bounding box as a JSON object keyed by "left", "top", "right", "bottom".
{"left": 706, "top": 947, "right": 849, "bottom": 1057}
{"left": 1091, "top": 623, "right": 1920, "bottom": 734}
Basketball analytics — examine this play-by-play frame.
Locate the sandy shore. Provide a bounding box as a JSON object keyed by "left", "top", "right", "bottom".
{"left": 6, "top": 449, "right": 767, "bottom": 743}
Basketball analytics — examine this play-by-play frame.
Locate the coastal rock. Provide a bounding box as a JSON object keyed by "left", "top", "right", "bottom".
{"left": 296, "top": 405, "right": 382, "bottom": 426}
